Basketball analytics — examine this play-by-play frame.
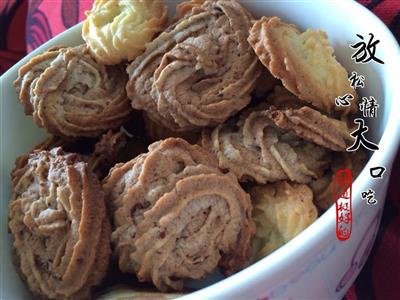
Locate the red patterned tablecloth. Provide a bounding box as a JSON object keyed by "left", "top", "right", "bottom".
{"left": 1, "top": 1, "right": 399, "bottom": 299}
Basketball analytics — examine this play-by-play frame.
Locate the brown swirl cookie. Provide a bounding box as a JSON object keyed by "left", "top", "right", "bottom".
{"left": 14, "top": 46, "right": 64, "bottom": 115}
{"left": 13, "top": 129, "right": 128, "bottom": 180}
{"left": 201, "top": 104, "right": 330, "bottom": 184}
{"left": 127, "top": 0, "right": 261, "bottom": 132}
{"left": 267, "top": 106, "right": 353, "bottom": 151}
{"left": 14, "top": 45, "right": 132, "bottom": 138}
{"left": 8, "top": 148, "right": 111, "bottom": 300}
{"left": 102, "top": 138, "right": 255, "bottom": 291}
{"left": 265, "top": 87, "right": 353, "bottom": 151}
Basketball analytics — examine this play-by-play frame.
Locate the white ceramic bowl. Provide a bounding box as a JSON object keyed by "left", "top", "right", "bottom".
{"left": 1, "top": 1, "right": 400, "bottom": 299}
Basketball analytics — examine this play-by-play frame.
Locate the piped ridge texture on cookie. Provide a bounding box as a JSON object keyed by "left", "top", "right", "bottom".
{"left": 202, "top": 104, "right": 329, "bottom": 184}
{"left": 82, "top": 0, "right": 168, "bottom": 65}
{"left": 102, "top": 138, "right": 255, "bottom": 291}
{"left": 127, "top": 0, "right": 262, "bottom": 132}
{"left": 13, "top": 46, "right": 64, "bottom": 115}
{"left": 175, "top": 0, "right": 205, "bottom": 20}
{"left": 248, "top": 16, "right": 358, "bottom": 115}
{"left": 265, "top": 87, "right": 353, "bottom": 151}
{"left": 14, "top": 45, "right": 131, "bottom": 138}
{"left": 8, "top": 148, "right": 111, "bottom": 300}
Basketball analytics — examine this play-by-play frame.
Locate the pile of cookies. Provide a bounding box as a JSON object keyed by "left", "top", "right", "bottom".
{"left": 9, "top": 0, "right": 366, "bottom": 299}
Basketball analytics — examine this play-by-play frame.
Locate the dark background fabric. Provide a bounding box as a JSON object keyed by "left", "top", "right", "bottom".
{"left": 0, "top": 1, "right": 399, "bottom": 299}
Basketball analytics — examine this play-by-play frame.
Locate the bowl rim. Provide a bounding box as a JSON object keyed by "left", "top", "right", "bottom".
{"left": 1, "top": 0, "right": 400, "bottom": 299}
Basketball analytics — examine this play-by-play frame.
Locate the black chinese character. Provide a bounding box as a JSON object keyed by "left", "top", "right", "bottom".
{"left": 359, "top": 96, "right": 379, "bottom": 118}
{"left": 347, "top": 118, "right": 379, "bottom": 152}
{"left": 348, "top": 71, "right": 365, "bottom": 88}
{"left": 335, "top": 93, "right": 354, "bottom": 107}
{"left": 350, "top": 33, "right": 384, "bottom": 64}
{"left": 361, "top": 189, "right": 377, "bottom": 205}
{"left": 370, "top": 166, "right": 386, "bottom": 179}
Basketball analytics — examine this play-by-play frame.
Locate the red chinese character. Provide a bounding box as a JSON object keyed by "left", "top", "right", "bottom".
{"left": 337, "top": 202, "right": 349, "bottom": 212}
{"left": 334, "top": 169, "right": 353, "bottom": 241}
{"left": 338, "top": 224, "right": 350, "bottom": 237}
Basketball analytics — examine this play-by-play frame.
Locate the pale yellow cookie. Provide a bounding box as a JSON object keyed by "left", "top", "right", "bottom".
{"left": 248, "top": 16, "right": 358, "bottom": 115}
{"left": 250, "top": 181, "right": 317, "bottom": 261}
{"left": 82, "top": 0, "right": 167, "bottom": 65}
